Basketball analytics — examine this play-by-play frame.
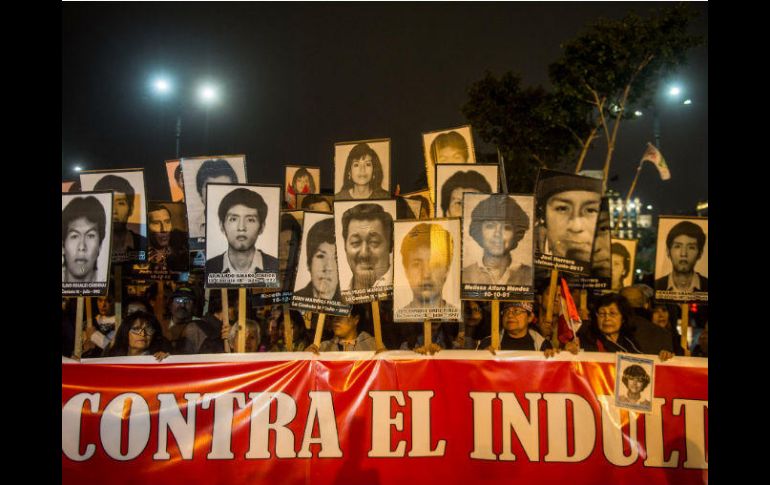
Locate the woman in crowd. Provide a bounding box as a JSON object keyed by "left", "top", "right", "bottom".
{"left": 455, "top": 300, "right": 491, "bottom": 349}
{"left": 651, "top": 302, "right": 684, "bottom": 356}
{"left": 104, "top": 311, "right": 171, "bottom": 361}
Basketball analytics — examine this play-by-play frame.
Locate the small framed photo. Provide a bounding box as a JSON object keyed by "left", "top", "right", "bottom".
{"left": 334, "top": 199, "right": 397, "bottom": 304}
{"left": 204, "top": 183, "right": 281, "bottom": 289}
{"left": 611, "top": 238, "right": 638, "bottom": 292}
{"left": 62, "top": 191, "right": 113, "bottom": 297}
{"left": 334, "top": 139, "right": 391, "bottom": 201}
{"left": 180, "top": 154, "right": 248, "bottom": 242}
{"left": 615, "top": 353, "right": 655, "bottom": 414}
{"left": 132, "top": 201, "right": 190, "bottom": 280}
{"left": 164, "top": 159, "right": 185, "bottom": 202}
{"left": 291, "top": 211, "right": 351, "bottom": 316}
{"left": 393, "top": 219, "right": 462, "bottom": 322}
{"left": 79, "top": 168, "right": 148, "bottom": 263}
{"left": 654, "top": 216, "right": 708, "bottom": 302}
{"left": 435, "top": 163, "right": 498, "bottom": 218}
{"left": 285, "top": 165, "right": 321, "bottom": 209}
{"left": 423, "top": 125, "right": 477, "bottom": 205}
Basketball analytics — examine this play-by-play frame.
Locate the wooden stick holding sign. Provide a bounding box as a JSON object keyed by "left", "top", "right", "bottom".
{"left": 236, "top": 288, "right": 246, "bottom": 353}
{"left": 680, "top": 303, "right": 691, "bottom": 357}
{"left": 85, "top": 297, "right": 93, "bottom": 335}
{"left": 423, "top": 319, "right": 433, "bottom": 354}
{"left": 579, "top": 289, "right": 589, "bottom": 321}
{"left": 222, "top": 289, "right": 230, "bottom": 353}
{"left": 490, "top": 300, "right": 500, "bottom": 351}
{"left": 113, "top": 265, "right": 123, "bottom": 335}
{"left": 73, "top": 297, "right": 84, "bottom": 359}
{"left": 371, "top": 300, "right": 385, "bottom": 352}
{"left": 546, "top": 269, "right": 560, "bottom": 349}
{"left": 313, "top": 313, "right": 327, "bottom": 348}
{"left": 283, "top": 304, "right": 293, "bottom": 351}
{"left": 154, "top": 281, "right": 165, "bottom": 322}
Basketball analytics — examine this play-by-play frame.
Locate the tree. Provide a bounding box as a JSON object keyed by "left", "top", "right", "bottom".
{"left": 549, "top": 4, "right": 702, "bottom": 180}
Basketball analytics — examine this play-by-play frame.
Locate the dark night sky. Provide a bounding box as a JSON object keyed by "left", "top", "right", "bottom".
{"left": 62, "top": 2, "right": 707, "bottom": 215}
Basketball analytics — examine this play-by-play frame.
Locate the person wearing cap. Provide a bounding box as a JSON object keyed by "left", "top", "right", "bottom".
{"left": 535, "top": 171, "right": 602, "bottom": 263}
{"left": 165, "top": 286, "right": 197, "bottom": 350}
{"left": 463, "top": 195, "right": 532, "bottom": 285}
{"left": 480, "top": 302, "right": 555, "bottom": 356}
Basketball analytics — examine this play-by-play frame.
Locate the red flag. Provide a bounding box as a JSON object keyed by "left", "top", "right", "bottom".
{"left": 557, "top": 277, "right": 582, "bottom": 344}
{"left": 286, "top": 184, "right": 297, "bottom": 208}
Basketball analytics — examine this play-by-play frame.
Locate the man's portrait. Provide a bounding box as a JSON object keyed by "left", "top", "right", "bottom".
{"left": 297, "top": 194, "right": 334, "bottom": 213}
{"left": 654, "top": 217, "right": 708, "bottom": 301}
{"left": 435, "top": 164, "right": 498, "bottom": 218}
{"left": 461, "top": 194, "right": 534, "bottom": 294}
{"left": 80, "top": 169, "right": 148, "bottom": 263}
{"left": 285, "top": 165, "right": 320, "bottom": 209}
{"left": 534, "top": 169, "right": 603, "bottom": 274}
{"left": 277, "top": 211, "right": 304, "bottom": 292}
{"left": 334, "top": 200, "right": 397, "bottom": 303}
{"left": 292, "top": 212, "right": 346, "bottom": 309}
{"left": 334, "top": 139, "right": 391, "bottom": 201}
{"left": 615, "top": 354, "right": 655, "bottom": 413}
{"left": 165, "top": 159, "right": 185, "bottom": 203}
{"left": 146, "top": 202, "right": 189, "bottom": 274}
{"left": 62, "top": 192, "right": 113, "bottom": 296}
{"left": 611, "top": 239, "right": 637, "bottom": 291}
{"left": 204, "top": 184, "right": 280, "bottom": 288}
{"left": 393, "top": 220, "right": 462, "bottom": 322}
{"left": 180, "top": 155, "right": 247, "bottom": 240}
{"left": 422, "top": 125, "right": 476, "bottom": 205}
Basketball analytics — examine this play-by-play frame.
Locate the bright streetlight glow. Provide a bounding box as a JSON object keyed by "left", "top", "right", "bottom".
{"left": 198, "top": 84, "right": 219, "bottom": 105}
{"left": 683, "top": 99, "right": 692, "bottom": 105}
{"left": 668, "top": 86, "right": 682, "bottom": 98}
{"left": 74, "top": 166, "right": 82, "bottom": 172}
{"left": 646, "top": 204, "right": 653, "bottom": 210}
{"left": 634, "top": 110, "right": 643, "bottom": 117}
{"left": 154, "top": 78, "right": 170, "bottom": 93}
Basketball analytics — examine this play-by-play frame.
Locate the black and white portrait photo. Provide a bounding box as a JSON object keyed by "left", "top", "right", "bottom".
{"left": 204, "top": 184, "right": 280, "bottom": 289}
{"left": 533, "top": 169, "right": 603, "bottom": 275}
{"left": 393, "top": 220, "right": 462, "bottom": 322}
{"left": 568, "top": 198, "right": 612, "bottom": 291}
{"left": 614, "top": 354, "right": 655, "bottom": 414}
{"left": 297, "top": 193, "right": 334, "bottom": 213}
{"left": 334, "top": 139, "right": 391, "bottom": 201}
{"left": 654, "top": 217, "right": 708, "bottom": 302}
{"left": 62, "top": 192, "right": 113, "bottom": 297}
{"left": 255, "top": 210, "right": 305, "bottom": 306}
{"left": 180, "top": 155, "right": 247, "bottom": 243}
{"left": 285, "top": 165, "right": 320, "bottom": 209}
{"left": 611, "top": 238, "right": 638, "bottom": 292}
{"left": 80, "top": 169, "right": 148, "bottom": 263}
{"left": 291, "top": 212, "right": 350, "bottom": 316}
{"left": 334, "top": 199, "right": 397, "bottom": 304}
{"left": 435, "top": 164, "right": 498, "bottom": 218}
{"left": 165, "top": 159, "right": 185, "bottom": 203}
{"left": 422, "top": 125, "right": 476, "bottom": 204}
{"left": 461, "top": 193, "right": 534, "bottom": 300}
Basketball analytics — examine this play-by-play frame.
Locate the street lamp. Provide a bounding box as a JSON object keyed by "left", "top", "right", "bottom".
{"left": 653, "top": 82, "right": 692, "bottom": 150}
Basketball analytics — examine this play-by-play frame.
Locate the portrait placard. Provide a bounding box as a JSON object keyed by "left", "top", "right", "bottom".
{"left": 62, "top": 191, "right": 113, "bottom": 297}
{"left": 402, "top": 189, "right": 433, "bottom": 218}
{"left": 80, "top": 169, "right": 148, "bottom": 263}
{"left": 254, "top": 210, "right": 305, "bottom": 306}
{"left": 291, "top": 212, "right": 350, "bottom": 316}
{"left": 654, "top": 216, "right": 708, "bottom": 302}
{"left": 131, "top": 202, "right": 190, "bottom": 281}
{"left": 62, "top": 181, "right": 76, "bottom": 193}
{"left": 567, "top": 198, "right": 612, "bottom": 290}
{"left": 423, "top": 125, "right": 476, "bottom": 204}
{"left": 435, "top": 163, "right": 499, "bottom": 219}
{"left": 204, "top": 184, "right": 281, "bottom": 289}
{"left": 334, "top": 199, "right": 397, "bottom": 304}
{"left": 393, "top": 219, "right": 462, "bottom": 322}
{"left": 461, "top": 193, "right": 534, "bottom": 301}
{"left": 285, "top": 165, "right": 320, "bottom": 209}
{"left": 296, "top": 193, "right": 334, "bottom": 213}
{"left": 180, "top": 154, "right": 248, "bottom": 244}
{"left": 165, "top": 159, "right": 185, "bottom": 202}
{"left": 533, "top": 169, "right": 603, "bottom": 275}
{"left": 614, "top": 353, "right": 655, "bottom": 414}
{"left": 610, "top": 238, "right": 638, "bottom": 292}
{"left": 333, "top": 139, "right": 391, "bottom": 201}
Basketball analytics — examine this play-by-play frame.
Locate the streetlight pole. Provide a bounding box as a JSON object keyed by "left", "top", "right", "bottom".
{"left": 175, "top": 114, "right": 182, "bottom": 159}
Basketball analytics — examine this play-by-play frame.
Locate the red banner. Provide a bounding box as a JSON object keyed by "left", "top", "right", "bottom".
{"left": 62, "top": 352, "right": 708, "bottom": 484}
